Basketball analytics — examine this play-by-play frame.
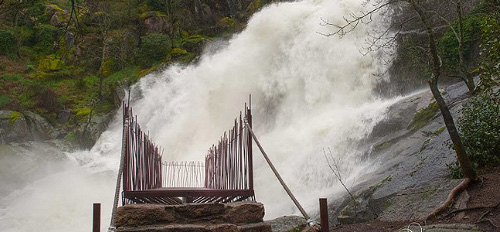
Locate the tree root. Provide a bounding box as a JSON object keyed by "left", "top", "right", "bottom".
{"left": 477, "top": 201, "right": 500, "bottom": 224}
{"left": 445, "top": 200, "right": 500, "bottom": 217}
{"left": 426, "top": 178, "right": 472, "bottom": 221}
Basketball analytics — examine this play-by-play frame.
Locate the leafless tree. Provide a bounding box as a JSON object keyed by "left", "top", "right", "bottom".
{"left": 321, "top": 0, "right": 478, "bottom": 219}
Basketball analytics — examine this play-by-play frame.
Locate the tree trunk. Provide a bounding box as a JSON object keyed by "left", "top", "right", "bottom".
{"left": 456, "top": 0, "right": 475, "bottom": 93}
{"left": 98, "top": 39, "right": 107, "bottom": 99}
{"left": 409, "top": 0, "right": 477, "bottom": 180}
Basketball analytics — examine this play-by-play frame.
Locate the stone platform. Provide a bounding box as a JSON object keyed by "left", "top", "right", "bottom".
{"left": 115, "top": 202, "right": 271, "bottom": 232}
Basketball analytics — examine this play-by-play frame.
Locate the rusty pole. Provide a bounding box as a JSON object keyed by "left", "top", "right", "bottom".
{"left": 93, "top": 203, "right": 101, "bottom": 232}
{"left": 319, "top": 198, "right": 329, "bottom": 232}
{"left": 244, "top": 121, "right": 310, "bottom": 220}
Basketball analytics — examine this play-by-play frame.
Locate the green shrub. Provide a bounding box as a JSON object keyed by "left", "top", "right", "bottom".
{"left": 437, "top": 15, "right": 481, "bottom": 73}
{"left": 180, "top": 35, "right": 205, "bottom": 53}
{"left": 19, "top": 26, "right": 35, "bottom": 47}
{"left": 0, "top": 30, "right": 16, "bottom": 55}
{"left": 137, "top": 33, "right": 171, "bottom": 67}
{"left": 459, "top": 90, "right": 500, "bottom": 166}
{"left": 479, "top": 12, "right": 500, "bottom": 89}
{"left": 1, "top": 74, "right": 22, "bottom": 81}
{"left": 34, "top": 24, "right": 58, "bottom": 54}
{"left": 0, "top": 94, "right": 8, "bottom": 108}
{"left": 217, "top": 17, "right": 240, "bottom": 31}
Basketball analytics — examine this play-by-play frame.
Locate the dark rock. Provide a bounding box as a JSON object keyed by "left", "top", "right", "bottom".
{"left": 142, "top": 12, "right": 169, "bottom": 34}
{"left": 223, "top": 202, "right": 265, "bottom": 224}
{"left": 0, "top": 111, "right": 32, "bottom": 143}
{"left": 238, "top": 222, "right": 272, "bottom": 232}
{"left": 119, "top": 224, "right": 208, "bottom": 232}
{"left": 174, "top": 203, "right": 225, "bottom": 220}
{"left": 50, "top": 13, "right": 62, "bottom": 26}
{"left": 75, "top": 111, "right": 115, "bottom": 148}
{"left": 116, "top": 204, "right": 177, "bottom": 228}
{"left": 23, "top": 111, "right": 57, "bottom": 140}
{"left": 267, "top": 215, "right": 307, "bottom": 232}
{"left": 116, "top": 202, "right": 267, "bottom": 231}
{"left": 207, "top": 224, "right": 239, "bottom": 232}
{"left": 57, "top": 109, "right": 71, "bottom": 124}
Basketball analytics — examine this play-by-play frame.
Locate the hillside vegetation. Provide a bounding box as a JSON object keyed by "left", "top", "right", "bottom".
{"left": 0, "top": 0, "right": 271, "bottom": 132}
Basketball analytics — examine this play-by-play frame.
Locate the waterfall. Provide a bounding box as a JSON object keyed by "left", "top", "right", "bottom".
{"left": 0, "top": 0, "right": 397, "bottom": 231}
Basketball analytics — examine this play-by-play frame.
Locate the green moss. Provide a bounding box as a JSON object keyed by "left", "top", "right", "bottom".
{"left": 47, "top": 4, "right": 64, "bottom": 12}
{"left": 384, "top": 200, "right": 392, "bottom": 210}
{"left": 181, "top": 52, "right": 196, "bottom": 64}
{"left": 408, "top": 101, "right": 438, "bottom": 130}
{"left": 433, "top": 126, "right": 446, "bottom": 136}
{"left": 1, "top": 74, "right": 21, "bottom": 81}
{"left": 373, "top": 141, "right": 393, "bottom": 153}
{"left": 0, "top": 30, "right": 16, "bottom": 55}
{"left": 8, "top": 112, "right": 22, "bottom": 125}
{"left": 75, "top": 107, "right": 91, "bottom": 117}
{"left": 0, "top": 94, "right": 8, "bottom": 108}
{"left": 38, "top": 56, "right": 65, "bottom": 71}
{"left": 420, "top": 138, "right": 431, "bottom": 152}
{"left": 171, "top": 48, "right": 188, "bottom": 56}
{"left": 217, "top": 17, "right": 240, "bottom": 30}
{"left": 63, "top": 132, "right": 78, "bottom": 144}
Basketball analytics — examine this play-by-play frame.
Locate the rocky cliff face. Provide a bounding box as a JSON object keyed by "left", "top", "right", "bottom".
{"left": 327, "top": 80, "right": 475, "bottom": 225}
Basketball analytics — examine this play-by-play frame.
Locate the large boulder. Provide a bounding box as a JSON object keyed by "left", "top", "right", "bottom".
{"left": 0, "top": 111, "right": 32, "bottom": 143}
{"left": 0, "top": 111, "right": 58, "bottom": 144}
{"left": 223, "top": 202, "right": 265, "bottom": 224}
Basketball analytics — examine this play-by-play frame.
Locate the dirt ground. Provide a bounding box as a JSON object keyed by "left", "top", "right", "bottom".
{"left": 330, "top": 166, "right": 500, "bottom": 232}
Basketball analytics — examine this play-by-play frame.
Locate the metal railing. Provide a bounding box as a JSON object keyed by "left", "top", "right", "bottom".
{"left": 120, "top": 101, "right": 255, "bottom": 205}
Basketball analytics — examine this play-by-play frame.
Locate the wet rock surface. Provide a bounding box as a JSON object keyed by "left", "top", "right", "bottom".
{"left": 333, "top": 81, "right": 474, "bottom": 224}
{"left": 266, "top": 215, "right": 307, "bottom": 232}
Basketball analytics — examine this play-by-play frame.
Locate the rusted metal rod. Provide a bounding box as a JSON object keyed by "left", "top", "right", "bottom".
{"left": 244, "top": 121, "right": 310, "bottom": 220}
{"left": 320, "top": 198, "right": 329, "bottom": 232}
{"left": 93, "top": 203, "right": 101, "bottom": 232}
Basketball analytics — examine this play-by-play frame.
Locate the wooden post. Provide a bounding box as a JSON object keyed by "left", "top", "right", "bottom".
{"left": 93, "top": 203, "right": 101, "bottom": 232}
{"left": 320, "top": 198, "right": 329, "bottom": 232}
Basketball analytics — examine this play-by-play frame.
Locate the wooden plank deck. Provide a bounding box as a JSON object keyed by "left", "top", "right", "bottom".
{"left": 124, "top": 188, "right": 255, "bottom": 204}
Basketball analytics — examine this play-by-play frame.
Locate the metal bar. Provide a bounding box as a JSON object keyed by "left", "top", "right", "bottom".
{"left": 247, "top": 96, "right": 253, "bottom": 191}
{"left": 93, "top": 203, "right": 101, "bottom": 232}
{"left": 244, "top": 120, "right": 310, "bottom": 220}
{"left": 320, "top": 198, "right": 329, "bottom": 232}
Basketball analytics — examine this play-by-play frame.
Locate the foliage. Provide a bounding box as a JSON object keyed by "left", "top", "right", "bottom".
{"left": 38, "top": 56, "right": 65, "bottom": 71}
{"left": 408, "top": 101, "right": 438, "bottom": 130}
{"left": 0, "top": 30, "right": 16, "bottom": 56}
{"left": 137, "top": 33, "right": 171, "bottom": 67}
{"left": 1, "top": 74, "right": 22, "bottom": 81}
{"left": 449, "top": 89, "right": 500, "bottom": 178}
{"left": 33, "top": 24, "right": 59, "bottom": 54}
{"left": 0, "top": 94, "right": 8, "bottom": 108}
{"left": 437, "top": 15, "right": 481, "bottom": 73}
{"left": 459, "top": 90, "right": 500, "bottom": 166}
{"left": 8, "top": 112, "right": 22, "bottom": 125}
{"left": 0, "top": 0, "right": 273, "bottom": 140}
{"left": 217, "top": 17, "right": 240, "bottom": 31}
{"left": 478, "top": 11, "right": 500, "bottom": 89}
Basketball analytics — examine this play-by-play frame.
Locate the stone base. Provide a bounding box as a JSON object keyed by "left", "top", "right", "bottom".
{"left": 118, "top": 222, "right": 271, "bottom": 232}
{"left": 115, "top": 202, "right": 271, "bottom": 232}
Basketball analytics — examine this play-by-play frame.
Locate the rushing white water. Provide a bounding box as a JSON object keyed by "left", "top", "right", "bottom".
{"left": 0, "top": 0, "right": 398, "bottom": 231}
